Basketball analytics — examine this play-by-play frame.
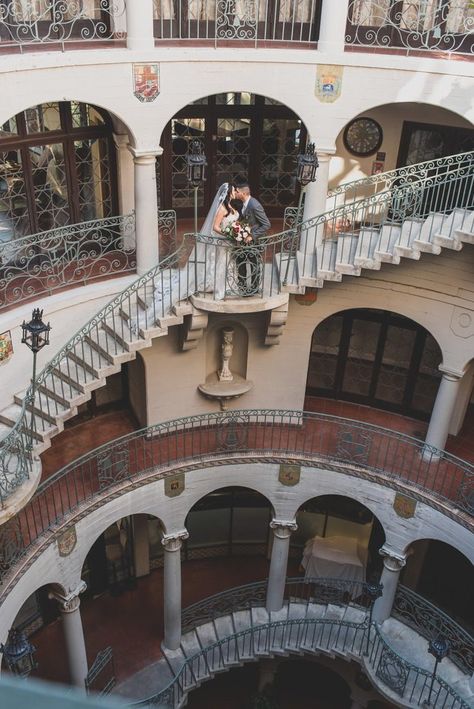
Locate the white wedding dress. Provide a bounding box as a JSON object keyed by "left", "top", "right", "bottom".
{"left": 132, "top": 187, "right": 237, "bottom": 333}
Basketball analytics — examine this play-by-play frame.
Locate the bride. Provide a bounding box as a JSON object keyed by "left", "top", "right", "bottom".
{"left": 132, "top": 183, "right": 239, "bottom": 332}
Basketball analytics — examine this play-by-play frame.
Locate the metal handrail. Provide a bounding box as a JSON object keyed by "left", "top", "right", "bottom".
{"left": 326, "top": 151, "right": 474, "bottom": 208}
{"left": 1, "top": 410, "right": 472, "bottom": 599}
{"left": 393, "top": 585, "right": 474, "bottom": 674}
{"left": 0, "top": 150, "right": 473, "bottom": 505}
{"left": 0, "top": 213, "right": 136, "bottom": 313}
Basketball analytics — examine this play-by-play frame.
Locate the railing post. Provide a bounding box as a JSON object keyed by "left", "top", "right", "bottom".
{"left": 318, "top": 0, "right": 349, "bottom": 53}
{"left": 423, "top": 367, "right": 464, "bottom": 460}
{"left": 162, "top": 529, "right": 189, "bottom": 651}
{"left": 49, "top": 581, "right": 88, "bottom": 690}
{"left": 266, "top": 519, "right": 297, "bottom": 613}
{"left": 126, "top": 0, "right": 155, "bottom": 49}
{"left": 130, "top": 148, "right": 162, "bottom": 274}
{"left": 373, "top": 547, "right": 407, "bottom": 624}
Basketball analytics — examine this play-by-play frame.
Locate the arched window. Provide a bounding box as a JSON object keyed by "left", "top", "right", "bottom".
{"left": 307, "top": 309, "right": 442, "bottom": 419}
{"left": 0, "top": 101, "right": 117, "bottom": 237}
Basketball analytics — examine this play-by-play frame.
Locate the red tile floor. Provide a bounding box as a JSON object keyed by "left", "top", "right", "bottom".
{"left": 28, "top": 396, "right": 473, "bottom": 691}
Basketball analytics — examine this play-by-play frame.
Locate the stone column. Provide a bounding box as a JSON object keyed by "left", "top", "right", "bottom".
{"left": 131, "top": 148, "right": 162, "bottom": 274}
{"left": 266, "top": 519, "right": 297, "bottom": 613}
{"left": 126, "top": 0, "right": 154, "bottom": 49}
{"left": 372, "top": 547, "right": 406, "bottom": 624}
{"left": 424, "top": 367, "right": 464, "bottom": 457}
{"left": 162, "top": 529, "right": 189, "bottom": 651}
{"left": 317, "top": 0, "right": 349, "bottom": 53}
{"left": 50, "top": 581, "right": 88, "bottom": 689}
{"left": 299, "top": 151, "right": 334, "bottom": 267}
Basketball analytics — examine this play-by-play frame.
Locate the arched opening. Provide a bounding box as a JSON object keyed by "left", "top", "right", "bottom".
{"left": 158, "top": 92, "right": 308, "bottom": 218}
{"left": 330, "top": 102, "right": 474, "bottom": 190}
{"left": 306, "top": 308, "right": 443, "bottom": 420}
{"left": 0, "top": 101, "right": 118, "bottom": 238}
{"left": 402, "top": 539, "right": 474, "bottom": 631}
{"left": 295, "top": 495, "right": 386, "bottom": 584}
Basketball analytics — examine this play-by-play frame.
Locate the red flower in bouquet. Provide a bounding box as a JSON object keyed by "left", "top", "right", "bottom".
{"left": 222, "top": 220, "right": 253, "bottom": 245}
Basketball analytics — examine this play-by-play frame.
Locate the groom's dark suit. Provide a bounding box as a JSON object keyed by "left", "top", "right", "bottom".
{"left": 238, "top": 196, "right": 271, "bottom": 294}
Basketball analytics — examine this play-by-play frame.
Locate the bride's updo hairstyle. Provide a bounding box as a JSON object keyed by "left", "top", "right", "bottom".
{"left": 222, "top": 183, "right": 234, "bottom": 216}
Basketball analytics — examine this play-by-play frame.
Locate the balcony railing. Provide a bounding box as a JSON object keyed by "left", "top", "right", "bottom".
{"left": 346, "top": 0, "right": 474, "bottom": 56}
{"left": 0, "top": 0, "right": 127, "bottom": 52}
{"left": 0, "top": 213, "right": 136, "bottom": 312}
{"left": 153, "top": 0, "right": 322, "bottom": 46}
{"left": 1, "top": 410, "right": 472, "bottom": 594}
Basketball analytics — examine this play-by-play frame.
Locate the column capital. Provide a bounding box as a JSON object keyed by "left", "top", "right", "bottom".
{"left": 379, "top": 545, "right": 407, "bottom": 571}
{"left": 49, "top": 580, "right": 87, "bottom": 613}
{"left": 270, "top": 519, "right": 298, "bottom": 539}
{"left": 438, "top": 365, "right": 464, "bottom": 380}
{"left": 129, "top": 146, "right": 163, "bottom": 161}
{"left": 162, "top": 529, "right": 189, "bottom": 552}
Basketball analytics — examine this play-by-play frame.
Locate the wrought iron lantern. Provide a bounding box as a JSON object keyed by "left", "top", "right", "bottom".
{"left": 296, "top": 142, "right": 319, "bottom": 186}
{"left": 21, "top": 308, "right": 51, "bottom": 354}
{"left": 186, "top": 139, "right": 207, "bottom": 187}
{"left": 0, "top": 628, "right": 37, "bottom": 677}
{"left": 424, "top": 636, "right": 449, "bottom": 706}
{"left": 21, "top": 309, "right": 51, "bottom": 450}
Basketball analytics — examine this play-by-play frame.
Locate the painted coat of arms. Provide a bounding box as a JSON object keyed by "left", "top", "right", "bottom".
{"left": 393, "top": 493, "right": 417, "bottom": 519}
{"left": 165, "top": 472, "right": 185, "bottom": 497}
{"left": 133, "top": 64, "right": 160, "bottom": 102}
{"left": 0, "top": 331, "right": 13, "bottom": 365}
{"left": 279, "top": 464, "right": 301, "bottom": 487}
{"left": 315, "top": 65, "right": 343, "bottom": 103}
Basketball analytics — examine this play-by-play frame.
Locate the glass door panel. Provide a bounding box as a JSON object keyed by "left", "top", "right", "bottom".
{"left": 29, "top": 142, "right": 70, "bottom": 231}
{"left": 171, "top": 118, "right": 206, "bottom": 209}
{"left": 342, "top": 318, "right": 381, "bottom": 397}
{"left": 375, "top": 325, "right": 416, "bottom": 406}
{"left": 260, "top": 118, "right": 301, "bottom": 207}
{"left": 215, "top": 116, "right": 251, "bottom": 188}
{"left": 307, "top": 314, "right": 343, "bottom": 392}
{"left": 74, "top": 137, "right": 112, "bottom": 221}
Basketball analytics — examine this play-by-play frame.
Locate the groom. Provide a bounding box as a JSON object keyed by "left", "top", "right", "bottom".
{"left": 234, "top": 180, "right": 271, "bottom": 295}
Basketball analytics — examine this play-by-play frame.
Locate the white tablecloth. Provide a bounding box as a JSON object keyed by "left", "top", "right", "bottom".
{"left": 301, "top": 535, "right": 365, "bottom": 583}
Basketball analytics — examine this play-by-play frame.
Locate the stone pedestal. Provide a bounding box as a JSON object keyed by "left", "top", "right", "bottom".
{"left": 50, "top": 581, "right": 88, "bottom": 689}
{"left": 162, "top": 529, "right": 189, "bottom": 650}
{"left": 373, "top": 547, "right": 407, "bottom": 623}
{"left": 266, "top": 519, "right": 297, "bottom": 612}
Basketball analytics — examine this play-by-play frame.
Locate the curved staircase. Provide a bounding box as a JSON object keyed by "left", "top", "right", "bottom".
{"left": 114, "top": 579, "right": 473, "bottom": 708}
{"left": 0, "top": 152, "right": 472, "bottom": 511}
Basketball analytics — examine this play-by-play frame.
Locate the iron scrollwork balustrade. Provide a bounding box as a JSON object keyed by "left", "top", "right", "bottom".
{"left": 0, "top": 213, "right": 136, "bottom": 312}
{"left": 369, "top": 624, "right": 472, "bottom": 708}
{"left": 153, "top": 0, "right": 321, "bottom": 45}
{"left": 0, "top": 410, "right": 473, "bottom": 586}
{"left": 346, "top": 0, "right": 474, "bottom": 55}
{"left": 392, "top": 585, "right": 474, "bottom": 674}
{"left": 0, "top": 0, "right": 127, "bottom": 49}
{"left": 335, "top": 425, "right": 371, "bottom": 464}
{"left": 327, "top": 151, "right": 474, "bottom": 210}
{"left": 158, "top": 209, "right": 178, "bottom": 259}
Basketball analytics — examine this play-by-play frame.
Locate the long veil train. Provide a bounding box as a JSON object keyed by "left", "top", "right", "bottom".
{"left": 131, "top": 183, "right": 231, "bottom": 333}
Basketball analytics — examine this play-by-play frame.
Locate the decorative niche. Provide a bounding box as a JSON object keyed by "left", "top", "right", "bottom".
{"left": 198, "top": 321, "right": 252, "bottom": 410}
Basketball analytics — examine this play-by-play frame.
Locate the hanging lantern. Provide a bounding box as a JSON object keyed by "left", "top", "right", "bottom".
{"left": 297, "top": 142, "right": 319, "bottom": 186}
{"left": 0, "top": 629, "right": 37, "bottom": 677}
{"left": 186, "top": 139, "right": 207, "bottom": 187}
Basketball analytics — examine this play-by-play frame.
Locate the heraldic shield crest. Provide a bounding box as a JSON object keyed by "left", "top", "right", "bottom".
{"left": 133, "top": 64, "right": 160, "bottom": 103}
{"left": 393, "top": 493, "right": 417, "bottom": 519}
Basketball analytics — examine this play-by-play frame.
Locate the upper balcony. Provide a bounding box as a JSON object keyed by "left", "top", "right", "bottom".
{"left": 0, "top": 0, "right": 472, "bottom": 59}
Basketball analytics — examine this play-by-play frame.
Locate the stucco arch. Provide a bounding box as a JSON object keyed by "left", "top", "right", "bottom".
{"left": 402, "top": 535, "right": 474, "bottom": 566}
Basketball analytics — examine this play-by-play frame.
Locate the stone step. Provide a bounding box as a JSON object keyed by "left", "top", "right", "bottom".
{"left": 354, "top": 228, "right": 382, "bottom": 270}
{"left": 317, "top": 240, "right": 342, "bottom": 281}
{"left": 438, "top": 207, "right": 472, "bottom": 237}
{"left": 375, "top": 223, "right": 402, "bottom": 263}
{"left": 394, "top": 218, "right": 423, "bottom": 259}
{"left": 412, "top": 212, "right": 443, "bottom": 254}
{"left": 84, "top": 330, "right": 131, "bottom": 367}
{"left": 335, "top": 234, "right": 361, "bottom": 275}
{"left": 68, "top": 344, "right": 120, "bottom": 379}
{"left": 53, "top": 356, "right": 100, "bottom": 394}
{"left": 102, "top": 319, "right": 149, "bottom": 353}
{"left": 0, "top": 404, "right": 58, "bottom": 442}
{"left": 296, "top": 249, "right": 322, "bottom": 287}
{"left": 14, "top": 390, "right": 75, "bottom": 426}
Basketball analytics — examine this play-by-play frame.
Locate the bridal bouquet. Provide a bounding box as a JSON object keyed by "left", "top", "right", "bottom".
{"left": 222, "top": 220, "right": 253, "bottom": 245}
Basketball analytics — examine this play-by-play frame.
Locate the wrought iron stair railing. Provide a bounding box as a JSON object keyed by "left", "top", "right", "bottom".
{"left": 133, "top": 577, "right": 473, "bottom": 708}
